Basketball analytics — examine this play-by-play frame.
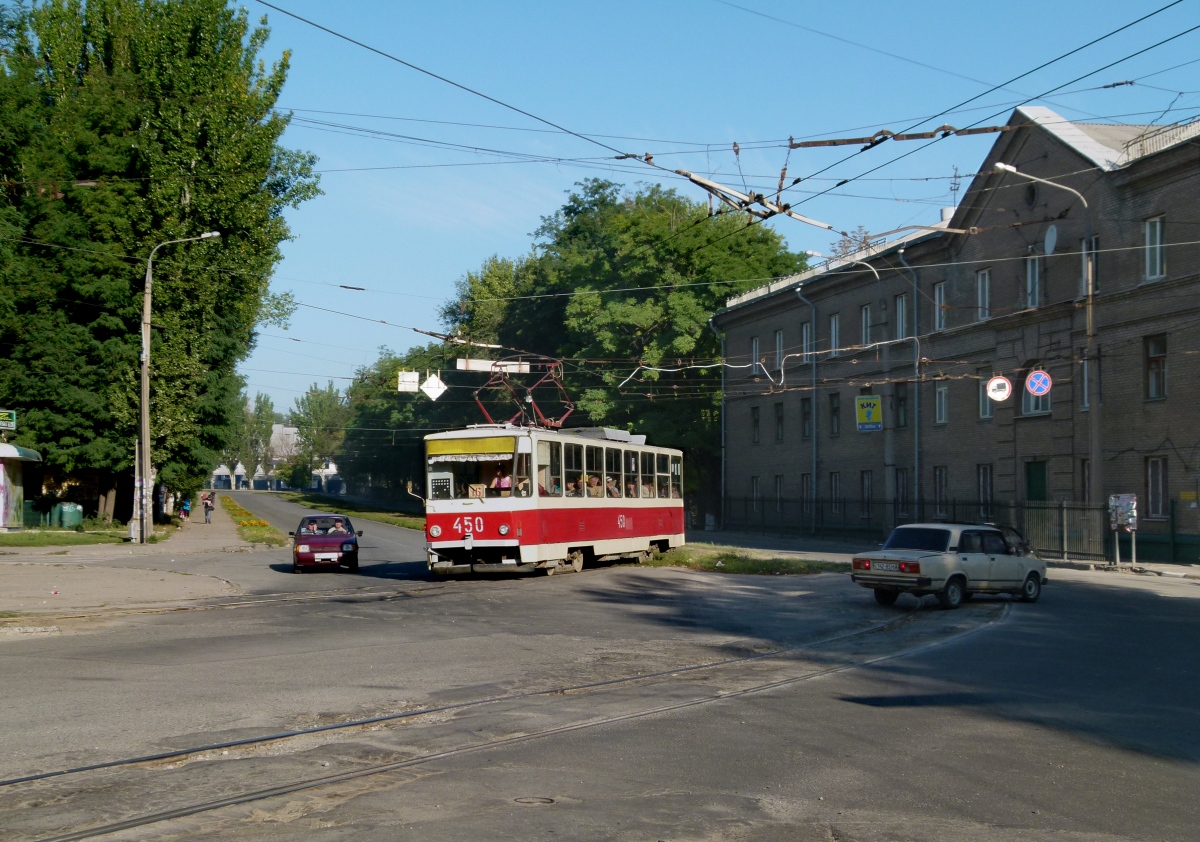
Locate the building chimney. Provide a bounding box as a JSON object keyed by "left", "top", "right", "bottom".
{"left": 940, "top": 207, "right": 955, "bottom": 222}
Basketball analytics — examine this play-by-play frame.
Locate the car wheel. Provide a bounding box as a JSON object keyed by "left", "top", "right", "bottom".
{"left": 1019, "top": 572, "right": 1041, "bottom": 603}
{"left": 937, "top": 577, "right": 966, "bottom": 609}
{"left": 291, "top": 561, "right": 301, "bottom": 574}
{"left": 346, "top": 556, "right": 359, "bottom": 573}
{"left": 873, "top": 589, "right": 899, "bottom": 607}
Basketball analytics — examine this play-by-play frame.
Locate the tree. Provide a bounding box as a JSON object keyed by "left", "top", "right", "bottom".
{"left": 0, "top": 0, "right": 319, "bottom": 511}
{"left": 289, "top": 381, "right": 350, "bottom": 483}
{"left": 829, "top": 225, "right": 874, "bottom": 258}
{"left": 342, "top": 180, "right": 805, "bottom": 514}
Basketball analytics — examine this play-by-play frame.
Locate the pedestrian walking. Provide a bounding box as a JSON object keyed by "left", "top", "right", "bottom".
{"left": 203, "top": 493, "right": 214, "bottom": 524}
{"left": 180, "top": 496, "right": 191, "bottom": 523}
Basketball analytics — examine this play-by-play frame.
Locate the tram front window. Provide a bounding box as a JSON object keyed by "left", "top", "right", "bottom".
{"left": 428, "top": 456, "right": 526, "bottom": 499}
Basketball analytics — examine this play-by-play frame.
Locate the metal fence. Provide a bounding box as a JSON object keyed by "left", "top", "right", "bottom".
{"left": 721, "top": 496, "right": 1109, "bottom": 560}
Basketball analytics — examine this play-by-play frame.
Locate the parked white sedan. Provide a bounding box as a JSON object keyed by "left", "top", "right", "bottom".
{"left": 851, "top": 523, "right": 1046, "bottom": 609}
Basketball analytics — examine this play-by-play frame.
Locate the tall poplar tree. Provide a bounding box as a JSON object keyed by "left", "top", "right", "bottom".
{"left": 0, "top": 0, "right": 319, "bottom": 512}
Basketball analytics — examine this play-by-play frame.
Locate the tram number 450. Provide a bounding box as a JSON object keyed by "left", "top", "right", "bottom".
{"left": 452, "top": 516, "right": 485, "bottom": 534}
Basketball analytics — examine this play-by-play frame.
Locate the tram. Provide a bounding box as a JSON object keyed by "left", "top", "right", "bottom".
{"left": 423, "top": 424, "right": 685, "bottom": 575}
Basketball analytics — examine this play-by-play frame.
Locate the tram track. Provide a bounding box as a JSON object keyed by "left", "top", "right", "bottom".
{"left": 21, "top": 602, "right": 1010, "bottom": 842}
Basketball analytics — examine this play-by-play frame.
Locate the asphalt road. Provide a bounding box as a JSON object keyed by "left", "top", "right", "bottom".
{"left": 1, "top": 492, "right": 1197, "bottom": 841}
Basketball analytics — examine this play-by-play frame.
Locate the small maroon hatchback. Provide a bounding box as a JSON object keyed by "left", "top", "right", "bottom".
{"left": 289, "top": 513, "right": 363, "bottom": 573}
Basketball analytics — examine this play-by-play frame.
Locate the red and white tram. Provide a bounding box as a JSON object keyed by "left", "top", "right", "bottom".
{"left": 423, "top": 424, "right": 685, "bottom": 574}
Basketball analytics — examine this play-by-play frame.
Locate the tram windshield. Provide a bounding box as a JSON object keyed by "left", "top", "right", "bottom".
{"left": 427, "top": 436, "right": 531, "bottom": 500}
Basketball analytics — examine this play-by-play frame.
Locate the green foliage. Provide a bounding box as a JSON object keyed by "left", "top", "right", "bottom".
{"left": 340, "top": 180, "right": 805, "bottom": 508}
{"left": 0, "top": 0, "right": 319, "bottom": 501}
{"left": 289, "top": 380, "right": 350, "bottom": 476}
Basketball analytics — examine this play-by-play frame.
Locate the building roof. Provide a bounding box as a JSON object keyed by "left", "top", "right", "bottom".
{"left": 0, "top": 444, "right": 41, "bottom": 462}
{"left": 1019, "top": 105, "right": 1200, "bottom": 170}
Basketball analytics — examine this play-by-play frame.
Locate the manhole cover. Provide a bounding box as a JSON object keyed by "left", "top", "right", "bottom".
{"left": 514, "top": 797, "right": 555, "bottom": 805}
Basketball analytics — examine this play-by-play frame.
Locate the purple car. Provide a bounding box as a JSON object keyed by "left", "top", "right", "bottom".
{"left": 289, "top": 514, "right": 363, "bottom": 573}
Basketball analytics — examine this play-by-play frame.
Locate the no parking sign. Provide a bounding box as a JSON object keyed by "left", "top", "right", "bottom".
{"left": 1025, "top": 370, "right": 1052, "bottom": 397}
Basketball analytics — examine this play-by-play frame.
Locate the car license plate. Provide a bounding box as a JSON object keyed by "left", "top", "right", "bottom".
{"left": 874, "top": 562, "right": 899, "bottom": 572}
{"left": 315, "top": 553, "right": 339, "bottom": 562}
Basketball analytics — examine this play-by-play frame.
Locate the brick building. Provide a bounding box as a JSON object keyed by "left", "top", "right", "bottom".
{"left": 711, "top": 107, "right": 1200, "bottom": 558}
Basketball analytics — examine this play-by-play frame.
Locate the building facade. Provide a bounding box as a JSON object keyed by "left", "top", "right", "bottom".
{"left": 712, "top": 107, "right": 1200, "bottom": 558}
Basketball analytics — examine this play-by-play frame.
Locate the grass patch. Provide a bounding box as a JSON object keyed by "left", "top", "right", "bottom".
{"left": 276, "top": 491, "right": 425, "bottom": 531}
{"left": 0, "top": 530, "right": 125, "bottom": 547}
{"left": 648, "top": 545, "right": 848, "bottom": 576}
{"left": 219, "top": 495, "right": 288, "bottom": 546}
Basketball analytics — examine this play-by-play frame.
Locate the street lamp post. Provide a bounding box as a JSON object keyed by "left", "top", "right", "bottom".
{"left": 994, "top": 163, "right": 1100, "bottom": 507}
{"left": 139, "top": 231, "right": 221, "bottom": 543}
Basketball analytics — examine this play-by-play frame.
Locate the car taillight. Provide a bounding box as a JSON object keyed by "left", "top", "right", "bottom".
{"left": 899, "top": 562, "right": 921, "bottom": 574}
{"left": 852, "top": 558, "right": 871, "bottom": 570}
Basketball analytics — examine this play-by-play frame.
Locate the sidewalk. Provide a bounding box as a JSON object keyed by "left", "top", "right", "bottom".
{"left": 0, "top": 499, "right": 253, "bottom": 620}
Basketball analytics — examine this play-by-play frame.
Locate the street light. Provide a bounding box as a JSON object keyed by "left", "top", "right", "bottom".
{"left": 138, "top": 231, "right": 221, "bottom": 543}
{"left": 993, "top": 162, "right": 1100, "bottom": 508}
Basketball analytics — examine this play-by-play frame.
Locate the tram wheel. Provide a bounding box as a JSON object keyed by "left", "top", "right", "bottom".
{"left": 569, "top": 550, "right": 585, "bottom": 573}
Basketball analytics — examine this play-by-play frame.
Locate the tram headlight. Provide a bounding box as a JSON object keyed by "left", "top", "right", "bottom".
{"left": 429, "top": 525, "right": 442, "bottom": 538}
{"left": 498, "top": 523, "right": 510, "bottom": 536}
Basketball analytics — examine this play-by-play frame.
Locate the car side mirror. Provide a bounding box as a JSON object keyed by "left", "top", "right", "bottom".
{"left": 357, "top": 530, "right": 363, "bottom": 537}
{"left": 288, "top": 531, "right": 295, "bottom": 537}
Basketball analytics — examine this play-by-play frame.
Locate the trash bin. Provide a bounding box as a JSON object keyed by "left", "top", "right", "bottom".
{"left": 54, "top": 502, "right": 84, "bottom": 529}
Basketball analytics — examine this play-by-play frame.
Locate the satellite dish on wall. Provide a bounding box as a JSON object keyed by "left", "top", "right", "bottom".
{"left": 1044, "top": 224, "right": 1058, "bottom": 255}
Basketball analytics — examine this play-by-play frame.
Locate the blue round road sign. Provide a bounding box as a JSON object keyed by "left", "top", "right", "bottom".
{"left": 1026, "top": 370, "right": 1052, "bottom": 396}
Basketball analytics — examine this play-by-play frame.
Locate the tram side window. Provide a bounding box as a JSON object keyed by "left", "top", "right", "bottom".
{"left": 656, "top": 453, "right": 670, "bottom": 498}
{"left": 537, "top": 441, "right": 562, "bottom": 496}
{"left": 670, "top": 455, "right": 683, "bottom": 498}
{"left": 640, "top": 452, "right": 655, "bottom": 498}
{"left": 564, "top": 443, "right": 584, "bottom": 497}
{"left": 585, "top": 446, "right": 604, "bottom": 497}
{"left": 624, "top": 450, "right": 640, "bottom": 498}
{"left": 605, "top": 448, "right": 623, "bottom": 497}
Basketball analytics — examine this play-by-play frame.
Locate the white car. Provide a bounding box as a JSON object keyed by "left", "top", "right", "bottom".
{"left": 851, "top": 523, "right": 1046, "bottom": 609}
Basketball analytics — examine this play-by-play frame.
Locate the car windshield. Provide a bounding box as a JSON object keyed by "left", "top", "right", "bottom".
{"left": 883, "top": 527, "right": 950, "bottom": 552}
{"left": 296, "top": 516, "right": 355, "bottom": 535}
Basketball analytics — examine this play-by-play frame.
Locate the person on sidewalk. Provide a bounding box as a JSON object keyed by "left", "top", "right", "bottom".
{"left": 203, "top": 493, "right": 214, "bottom": 524}
{"left": 180, "top": 497, "right": 191, "bottom": 523}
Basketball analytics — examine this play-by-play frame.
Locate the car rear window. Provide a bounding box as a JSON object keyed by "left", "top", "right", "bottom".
{"left": 883, "top": 527, "right": 950, "bottom": 552}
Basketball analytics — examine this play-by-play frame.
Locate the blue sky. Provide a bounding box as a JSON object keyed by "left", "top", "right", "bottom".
{"left": 240, "top": 0, "right": 1200, "bottom": 412}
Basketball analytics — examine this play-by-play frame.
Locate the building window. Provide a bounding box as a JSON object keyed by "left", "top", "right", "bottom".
{"left": 774, "top": 474, "right": 784, "bottom": 513}
{"left": 1145, "top": 335, "right": 1167, "bottom": 400}
{"left": 976, "top": 269, "right": 990, "bottom": 320}
{"left": 751, "top": 335, "right": 760, "bottom": 375}
{"left": 860, "top": 304, "right": 871, "bottom": 345}
{"left": 751, "top": 476, "right": 761, "bottom": 512}
{"left": 1146, "top": 457, "right": 1167, "bottom": 519}
{"left": 979, "top": 370, "right": 993, "bottom": 419}
{"left": 895, "top": 293, "right": 908, "bottom": 339}
{"left": 801, "top": 397, "right": 812, "bottom": 439}
{"left": 860, "top": 471, "right": 873, "bottom": 517}
{"left": 895, "top": 467, "right": 909, "bottom": 515}
{"left": 830, "top": 472, "right": 842, "bottom": 513}
{"left": 774, "top": 329, "right": 784, "bottom": 371}
{"left": 774, "top": 402, "right": 784, "bottom": 442}
{"left": 978, "top": 464, "right": 993, "bottom": 518}
{"left": 1021, "top": 367, "right": 1051, "bottom": 415}
{"left": 829, "top": 393, "right": 841, "bottom": 436}
{"left": 934, "top": 466, "right": 949, "bottom": 517}
{"left": 829, "top": 314, "right": 840, "bottom": 357}
{"left": 1145, "top": 216, "right": 1165, "bottom": 280}
{"left": 1080, "top": 236, "right": 1099, "bottom": 295}
{"left": 801, "top": 321, "right": 812, "bottom": 364}
{"left": 751, "top": 406, "right": 760, "bottom": 444}
{"left": 1025, "top": 257, "right": 1041, "bottom": 308}
{"left": 935, "top": 382, "right": 948, "bottom": 424}
{"left": 895, "top": 381, "right": 908, "bottom": 428}
{"left": 933, "top": 282, "right": 947, "bottom": 330}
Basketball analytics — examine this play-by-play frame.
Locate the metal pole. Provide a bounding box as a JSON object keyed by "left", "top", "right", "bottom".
{"left": 795, "top": 289, "right": 818, "bottom": 534}
{"left": 707, "top": 318, "right": 725, "bottom": 528}
{"left": 139, "top": 232, "right": 220, "bottom": 544}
